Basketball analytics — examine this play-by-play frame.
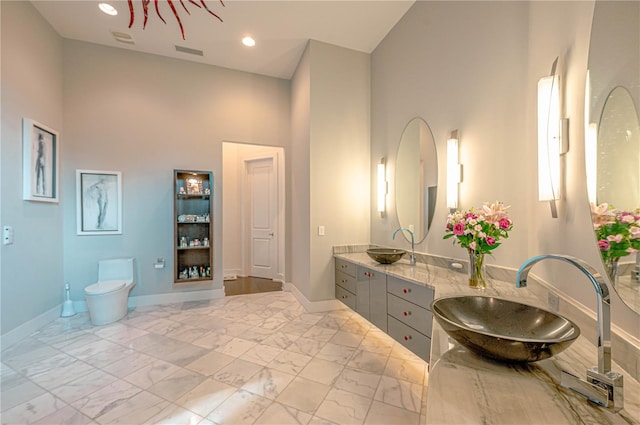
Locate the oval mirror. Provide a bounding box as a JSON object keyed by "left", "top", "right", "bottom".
{"left": 395, "top": 118, "right": 438, "bottom": 244}
{"left": 587, "top": 0, "right": 640, "bottom": 315}
{"left": 596, "top": 87, "right": 640, "bottom": 209}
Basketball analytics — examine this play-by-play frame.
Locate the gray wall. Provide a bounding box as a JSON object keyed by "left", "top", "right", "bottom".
{"left": 290, "top": 42, "right": 312, "bottom": 301}
{"left": 1, "top": 1, "right": 291, "bottom": 336}
{"left": 1, "top": 1, "right": 64, "bottom": 334}
{"left": 291, "top": 40, "right": 371, "bottom": 302}
{"left": 61, "top": 41, "right": 291, "bottom": 301}
{"left": 308, "top": 41, "right": 371, "bottom": 301}
{"left": 370, "top": 1, "right": 638, "bottom": 336}
{"left": 371, "top": 0, "right": 530, "bottom": 266}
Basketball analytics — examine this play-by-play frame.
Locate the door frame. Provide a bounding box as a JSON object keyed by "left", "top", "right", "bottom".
{"left": 240, "top": 149, "right": 285, "bottom": 282}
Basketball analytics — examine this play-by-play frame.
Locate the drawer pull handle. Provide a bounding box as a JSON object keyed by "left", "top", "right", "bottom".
{"left": 404, "top": 335, "right": 412, "bottom": 341}
{"left": 403, "top": 311, "right": 411, "bottom": 316}
{"left": 341, "top": 279, "right": 347, "bottom": 283}
{"left": 342, "top": 295, "right": 348, "bottom": 299}
{"left": 403, "top": 288, "right": 411, "bottom": 294}
{"left": 341, "top": 265, "right": 347, "bottom": 269}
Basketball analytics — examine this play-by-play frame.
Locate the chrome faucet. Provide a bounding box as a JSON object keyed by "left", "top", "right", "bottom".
{"left": 516, "top": 254, "right": 623, "bottom": 412}
{"left": 392, "top": 227, "right": 416, "bottom": 266}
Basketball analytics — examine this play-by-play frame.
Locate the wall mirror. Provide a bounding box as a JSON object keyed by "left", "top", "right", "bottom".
{"left": 586, "top": 0, "right": 640, "bottom": 315}
{"left": 395, "top": 117, "right": 438, "bottom": 244}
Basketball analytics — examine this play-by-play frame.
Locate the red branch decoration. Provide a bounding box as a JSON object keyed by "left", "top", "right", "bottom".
{"left": 127, "top": 0, "right": 224, "bottom": 40}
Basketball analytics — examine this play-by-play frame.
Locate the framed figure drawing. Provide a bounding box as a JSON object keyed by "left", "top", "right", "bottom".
{"left": 76, "top": 170, "right": 122, "bottom": 235}
{"left": 23, "top": 118, "right": 59, "bottom": 202}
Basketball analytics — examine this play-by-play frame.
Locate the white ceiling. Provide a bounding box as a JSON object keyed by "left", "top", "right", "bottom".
{"left": 31, "top": 0, "right": 414, "bottom": 79}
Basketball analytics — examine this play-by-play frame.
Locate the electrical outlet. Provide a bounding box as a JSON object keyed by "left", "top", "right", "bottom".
{"left": 3, "top": 226, "right": 13, "bottom": 245}
{"left": 449, "top": 261, "right": 465, "bottom": 273}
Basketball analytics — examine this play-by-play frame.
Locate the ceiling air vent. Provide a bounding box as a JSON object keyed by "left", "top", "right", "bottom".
{"left": 111, "top": 30, "right": 134, "bottom": 45}
{"left": 175, "top": 45, "right": 204, "bottom": 56}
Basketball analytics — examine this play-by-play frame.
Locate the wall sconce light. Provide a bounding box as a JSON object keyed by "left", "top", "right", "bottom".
{"left": 377, "top": 158, "right": 387, "bottom": 217}
{"left": 584, "top": 71, "right": 597, "bottom": 204}
{"left": 537, "top": 57, "right": 568, "bottom": 218}
{"left": 446, "top": 130, "right": 462, "bottom": 210}
{"left": 586, "top": 122, "right": 598, "bottom": 204}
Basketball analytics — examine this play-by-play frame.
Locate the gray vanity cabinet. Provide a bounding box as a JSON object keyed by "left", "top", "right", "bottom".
{"left": 355, "top": 266, "right": 372, "bottom": 319}
{"left": 357, "top": 266, "right": 387, "bottom": 331}
{"left": 334, "top": 256, "right": 434, "bottom": 361}
{"left": 386, "top": 275, "right": 434, "bottom": 361}
{"left": 335, "top": 258, "right": 357, "bottom": 310}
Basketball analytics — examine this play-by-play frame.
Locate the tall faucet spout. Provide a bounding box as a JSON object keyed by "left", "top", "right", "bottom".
{"left": 516, "top": 254, "right": 610, "bottom": 373}
{"left": 393, "top": 227, "right": 416, "bottom": 266}
{"left": 516, "top": 254, "right": 623, "bottom": 412}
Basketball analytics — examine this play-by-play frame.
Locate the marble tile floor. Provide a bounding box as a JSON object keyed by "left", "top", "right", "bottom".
{"left": 1, "top": 290, "right": 429, "bottom": 425}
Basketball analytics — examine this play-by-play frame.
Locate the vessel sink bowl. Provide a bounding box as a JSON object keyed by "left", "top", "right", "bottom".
{"left": 431, "top": 295, "right": 580, "bottom": 363}
{"left": 366, "top": 248, "right": 406, "bottom": 264}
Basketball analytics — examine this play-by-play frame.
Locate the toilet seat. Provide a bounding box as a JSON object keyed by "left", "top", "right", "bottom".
{"left": 85, "top": 280, "right": 126, "bottom": 295}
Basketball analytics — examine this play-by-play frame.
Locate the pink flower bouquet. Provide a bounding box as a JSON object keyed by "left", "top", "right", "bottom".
{"left": 591, "top": 202, "right": 640, "bottom": 261}
{"left": 444, "top": 201, "right": 514, "bottom": 254}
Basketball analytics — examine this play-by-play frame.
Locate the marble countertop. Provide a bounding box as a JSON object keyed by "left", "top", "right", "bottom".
{"left": 334, "top": 252, "right": 640, "bottom": 424}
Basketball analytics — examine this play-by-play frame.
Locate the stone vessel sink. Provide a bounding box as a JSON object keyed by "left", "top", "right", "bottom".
{"left": 366, "top": 248, "right": 406, "bottom": 264}
{"left": 431, "top": 295, "right": 580, "bottom": 363}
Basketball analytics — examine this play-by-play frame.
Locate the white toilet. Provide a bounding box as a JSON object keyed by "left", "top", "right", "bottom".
{"left": 85, "top": 258, "right": 135, "bottom": 326}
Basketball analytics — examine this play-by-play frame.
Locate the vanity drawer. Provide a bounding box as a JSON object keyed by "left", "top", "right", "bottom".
{"left": 387, "top": 316, "right": 430, "bottom": 361}
{"left": 357, "top": 266, "right": 380, "bottom": 281}
{"left": 335, "top": 258, "right": 357, "bottom": 277}
{"left": 335, "top": 285, "right": 356, "bottom": 310}
{"left": 335, "top": 270, "right": 357, "bottom": 294}
{"left": 387, "top": 276, "right": 434, "bottom": 309}
{"left": 387, "top": 293, "right": 433, "bottom": 336}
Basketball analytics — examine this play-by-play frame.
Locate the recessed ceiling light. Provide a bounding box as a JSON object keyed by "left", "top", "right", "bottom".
{"left": 99, "top": 3, "right": 118, "bottom": 16}
{"left": 242, "top": 36, "right": 256, "bottom": 47}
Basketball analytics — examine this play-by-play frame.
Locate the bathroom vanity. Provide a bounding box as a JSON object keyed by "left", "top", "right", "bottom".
{"left": 334, "top": 251, "right": 640, "bottom": 424}
{"left": 336, "top": 256, "right": 434, "bottom": 360}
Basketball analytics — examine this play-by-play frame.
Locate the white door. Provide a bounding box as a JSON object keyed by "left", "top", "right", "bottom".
{"left": 246, "top": 157, "right": 277, "bottom": 278}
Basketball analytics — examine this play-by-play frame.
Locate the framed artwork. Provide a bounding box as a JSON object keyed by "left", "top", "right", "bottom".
{"left": 186, "top": 177, "right": 203, "bottom": 195}
{"left": 76, "top": 170, "right": 122, "bottom": 235}
{"left": 22, "top": 118, "right": 59, "bottom": 202}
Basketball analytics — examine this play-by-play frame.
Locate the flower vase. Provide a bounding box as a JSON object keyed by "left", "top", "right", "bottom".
{"left": 604, "top": 257, "right": 620, "bottom": 286}
{"left": 468, "top": 250, "right": 486, "bottom": 289}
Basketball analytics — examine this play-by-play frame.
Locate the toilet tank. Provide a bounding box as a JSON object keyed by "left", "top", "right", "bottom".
{"left": 98, "top": 258, "right": 135, "bottom": 283}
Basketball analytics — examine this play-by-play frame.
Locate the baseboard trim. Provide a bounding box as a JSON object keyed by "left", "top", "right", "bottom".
{"left": 286, "top": 282, "right": 344, "bottom": 313}
{"left": 1, "top": 305, "right": 61, "bottom": 349}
